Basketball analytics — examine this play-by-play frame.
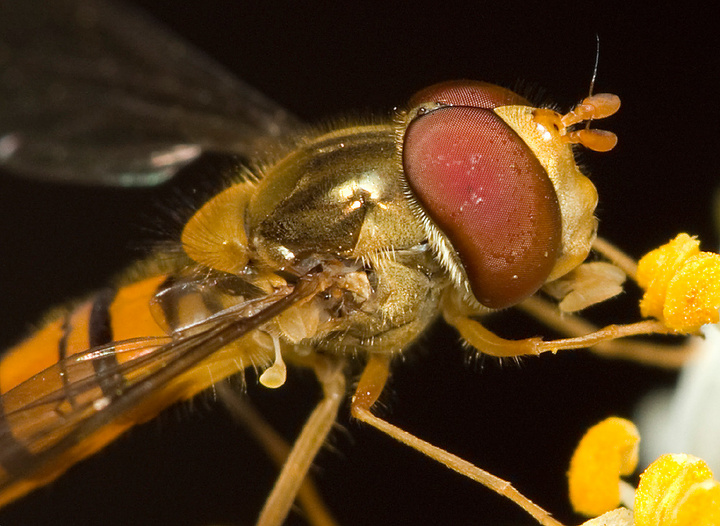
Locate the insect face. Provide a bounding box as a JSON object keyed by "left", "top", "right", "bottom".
{"left": 401, "top": 80, "right": 613, "bottom": 309}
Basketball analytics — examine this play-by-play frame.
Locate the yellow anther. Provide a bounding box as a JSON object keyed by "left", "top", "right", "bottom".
{"left": 637, "top": 233, "right": 700, "bottom": 318}
{"left": 568, "top": 417, "right": 640, "bottom": 517}
{"left": 637, "top": 233, "right": 720, "bottom": 332}
{"left": 663, "top": 252, "right": 720, "bottom": 332}
{"left": 635, "top": 453, "right": 720, "bottom": 526}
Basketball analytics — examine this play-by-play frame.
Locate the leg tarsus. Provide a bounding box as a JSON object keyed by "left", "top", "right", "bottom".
{"left": 519, "top": 295, "right": 696, "bottom": 368}
{"left": 351, "top": 355, "right": 565, "bottom": 526}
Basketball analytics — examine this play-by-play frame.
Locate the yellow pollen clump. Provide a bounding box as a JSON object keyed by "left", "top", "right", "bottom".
{"left": 637, "top": 233, "right": 720, "bottom": 332}
{"left": 568, "top": 417, "right": 640, "bottom": 517}
{"left": 635, "top": 453, "right": 720, "bottom": 526}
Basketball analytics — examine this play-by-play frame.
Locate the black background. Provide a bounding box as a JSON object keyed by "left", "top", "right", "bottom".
{"left": 0, "top": 1, "right": 718, "bottom": 525}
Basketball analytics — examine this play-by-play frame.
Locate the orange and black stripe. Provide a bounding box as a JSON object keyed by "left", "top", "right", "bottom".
{"left": 0, "top": 275, "right": 169, "bottom": 497}
{"left": 88, "top": 288, "right": 124, "bottom": 396}
{"left": 0, "top": 269, "right": 283, "bottom": 508}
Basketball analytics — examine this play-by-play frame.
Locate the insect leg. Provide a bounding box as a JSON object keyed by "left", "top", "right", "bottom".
{"left": 350, "top": 354, "right": 565, "bottom": 526}
{"left": 518, "top": 295, "right": 697, "bottom": 368}
{"left": 216, "top": 382, "right": 339, "bottom": 526}
{"left": 591, "top": 236, "right": 639, "bottom": 279}
{"left": 442, "top": 288, "right": 671, "bottom": 358}
{"left": 255, "top": 356, "right": 345, "bottom": 526}
{"left": 516, "top": 235, "right": 696, "bottom": 368}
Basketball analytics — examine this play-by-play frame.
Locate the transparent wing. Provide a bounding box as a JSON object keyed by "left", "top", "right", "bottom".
{"left": 0, "top": 269, "right": 324, "bottom": 504}
{"left": 0, "top": 0, "right": 301, "bottom": 186}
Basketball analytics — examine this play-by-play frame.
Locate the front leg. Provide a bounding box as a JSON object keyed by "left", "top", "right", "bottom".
{"left": 441, "top": 287, "right": 670, "bottom": 358}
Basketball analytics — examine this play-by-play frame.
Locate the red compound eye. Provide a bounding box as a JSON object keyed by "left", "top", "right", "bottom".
{"left": 403, "top": 99, "right": 562, "bottom": 309}
{"left": 408, "top": 79, "right": 531, "bottom": 109}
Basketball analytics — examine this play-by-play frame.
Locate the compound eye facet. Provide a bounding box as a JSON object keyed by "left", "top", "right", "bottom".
{"left": 403, "top": 105, "right": 562, "bottom": 309}
{"left": 408, "top": 80, "right": 532, "bottom": 110}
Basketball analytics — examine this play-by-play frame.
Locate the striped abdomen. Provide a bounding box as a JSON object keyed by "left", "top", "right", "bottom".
{"left": 0, "top": 275, "right": 171, "bottom": 506}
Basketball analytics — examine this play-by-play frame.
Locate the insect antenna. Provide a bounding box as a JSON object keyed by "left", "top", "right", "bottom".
{"left": 587, "top": 34, "right": 601, "bottom": 102}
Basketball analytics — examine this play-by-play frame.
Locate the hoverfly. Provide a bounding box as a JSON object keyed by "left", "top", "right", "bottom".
{"left": 0, "top": 1, "right": 709, "bottom": 525}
